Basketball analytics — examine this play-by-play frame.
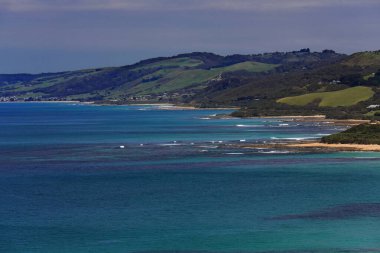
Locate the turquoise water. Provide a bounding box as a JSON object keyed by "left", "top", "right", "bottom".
{"left": 1, "top": 103, "right": 380, "bottom": 253}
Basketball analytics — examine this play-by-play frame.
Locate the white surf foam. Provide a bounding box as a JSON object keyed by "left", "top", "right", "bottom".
{"left": 236, "top": 124, "right": 261, "bottom": 128}
{"left": 270, "top": 137, "right": 317, "bottom": 141}
{"left": 259, "top": 150, "right": 291, "bottom": 154}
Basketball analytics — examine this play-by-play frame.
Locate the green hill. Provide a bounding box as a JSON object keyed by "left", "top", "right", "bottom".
{"left": 342, "top": 51, "right": 380, "bottom": 67}
{"left": 0, "top": 53, "right": 280, "bottom": 101}
{"left": 322, "top": 123, "right": 380, "bottom": 144}
{"left": 2, "top": 49, "right": 380, "bottom": 119}
{"left": 277, "top": 86, "right": 375, "bottom": 107}
{"left": 111, "top": 61, "right": 277, "bottom": 96}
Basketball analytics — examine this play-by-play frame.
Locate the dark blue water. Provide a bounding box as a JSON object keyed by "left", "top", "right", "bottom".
{"left": 1, "top": 103, "right": 380, "bottom": 253}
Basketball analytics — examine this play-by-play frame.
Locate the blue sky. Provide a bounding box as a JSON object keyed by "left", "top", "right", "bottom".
{"left": 1, "top": 0, "right": 380, "bottom": 73}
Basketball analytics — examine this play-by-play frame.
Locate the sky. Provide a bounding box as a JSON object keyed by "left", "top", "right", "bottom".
{"left": 0, "top": 0, "right": 380, "bottom": 73}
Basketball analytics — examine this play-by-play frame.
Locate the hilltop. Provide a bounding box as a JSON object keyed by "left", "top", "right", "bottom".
{"left": 2, "top": 49, "right": 380, "bottom": 119}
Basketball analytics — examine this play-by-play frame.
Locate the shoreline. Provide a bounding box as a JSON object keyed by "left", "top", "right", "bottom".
{"left": 100, "top": 103, "right": 239, "bottom": 110}
{"left": 239, "top": 140, "right": 380, "bottom": 152}
{"left": 285, "top": 142, "right": 380, "bottom": 152}
{"left": 0, "top": 101, "right": 370, "bottom": 126}
{"left": 0, "top": 101, "right": 240, "bottom": 111}
{"left": 230, "top": 115, "right": 370, "bottom": 126}
{"left": 264, "top": 115, "right": 370, "bottom": 126}
{"left": 124, "top": 103, "right": 239, "bottom": 110}
{"left": 0, "top": 100, "right": 94, "bottom": 104}
{"left": 0, "top": 101, "right": 372, "bottom": 123}
{"left": 2, "top": 101, "right": 379, "bottom": 152}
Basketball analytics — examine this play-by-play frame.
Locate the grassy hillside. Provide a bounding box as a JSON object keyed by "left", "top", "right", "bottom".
{"left": 4, "top": 49, "right": 380, "bottom": 120}
{"left": 117, "top": 61, "right": 278, "bottom": 96}
{"left": 1, "top": 50, "right": 347, "bottom": 101}
{"left": 215, "top": 61, "right": 278, "bottom": 73}
{"left": 342, "top": 51, "right": 380, "bottom": 67}
{"left": 322, "top": 124, "right": 380, "bottom": 144}
{"left": 132, "top": 57, "right": 203, "bottom": 70}
{"left": 0, "top": 53, "right": 281, "bottom": 101}
{"left": 277, "top": 86, "right": 374, "bottom": 107}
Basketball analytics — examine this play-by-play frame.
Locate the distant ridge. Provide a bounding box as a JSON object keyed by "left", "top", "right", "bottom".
{"left": 1, "top": 49, "right": 380, "bottom": 119}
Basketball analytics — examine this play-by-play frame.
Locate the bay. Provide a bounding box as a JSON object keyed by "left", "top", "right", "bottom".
{"left": 1, "top": 103, "right": 380, "bottom": 253}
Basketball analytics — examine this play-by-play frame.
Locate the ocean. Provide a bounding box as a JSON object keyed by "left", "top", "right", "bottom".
{"left": 1, "top": 102, "right": 380, "bottom": 253}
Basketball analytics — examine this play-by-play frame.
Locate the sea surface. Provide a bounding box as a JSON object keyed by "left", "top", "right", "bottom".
{"left": 1, "top": 102, "right": 380, "bottom": 253}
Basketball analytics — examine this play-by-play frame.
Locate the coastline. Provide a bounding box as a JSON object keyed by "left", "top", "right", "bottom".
{"left": 286, "top": 142, "right": 380, "bottom": 152}
{"left": 126, "top": 103, "right": 239, "bottom": 110}
{"left": 0, "top": 101, "right": 371, "bottom": 125}
{"left": 233, "top": 118, "right": 378, "bottom": 152}
{"left": 0, "top": 100, "right": 94, "bottom": 104}
{"left": 2, "top": 100, "right": 370, "bottom": 126}
{"left": 239, "top": 141, "right": 380, "bottom": 152}
{"left": 260, "top": 115, "right": 370, "bottom": 126}
{"left": 2, "top": 101, "right": 379, "bottom": 152}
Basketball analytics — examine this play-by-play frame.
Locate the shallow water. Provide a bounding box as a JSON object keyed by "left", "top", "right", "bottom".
{"left": 1, "top": 103, "right": 380, "bottom": 253}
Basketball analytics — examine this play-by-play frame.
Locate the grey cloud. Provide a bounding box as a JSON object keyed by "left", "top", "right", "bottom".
{"left": 0, "top": 0, "right": 379, "bottom": 72}
{"left": 2, "top": 0, "right": 380, "bottom": 12}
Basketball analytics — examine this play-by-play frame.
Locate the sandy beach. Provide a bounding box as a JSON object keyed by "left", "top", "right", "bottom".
{"left": 286, "top": 142, "right": 380, "bottom": 152}
{"left": 239, "top": 141, "right": 380, "bottom": 152}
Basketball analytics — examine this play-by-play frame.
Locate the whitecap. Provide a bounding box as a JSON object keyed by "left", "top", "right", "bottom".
{"left": 236, "top": 124, "right": 261, "bottom": 128}
{"left": 259, "top": 150, "right": 291, "bottom": 154}
{"left": 270, "top": 137, "right": 317, "bottom": 141}
{"left": 199, "top": 145, "right": 218, "bottom": 149}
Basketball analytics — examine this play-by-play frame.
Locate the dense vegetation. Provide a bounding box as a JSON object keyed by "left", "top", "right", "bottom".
{"left": 322, "top": 124, "right": 380, "bottom": 145}
{"left": 2, "top": 49, "right": 380, "bottom": 119}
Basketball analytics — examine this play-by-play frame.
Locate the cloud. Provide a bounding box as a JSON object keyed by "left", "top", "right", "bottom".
{"left": 2, "top": 0, "right": 380, "bottom": 12}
